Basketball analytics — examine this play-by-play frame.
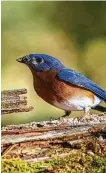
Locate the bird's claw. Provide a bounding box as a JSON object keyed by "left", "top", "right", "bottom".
{"left": 77, "top": 115, "right": 90, "bottom": 122}
{"left": 50, "top": 117, "right": 59, "bottom": 122}
{"left": 49, "top": 116, "right": 68, "bottom": 125}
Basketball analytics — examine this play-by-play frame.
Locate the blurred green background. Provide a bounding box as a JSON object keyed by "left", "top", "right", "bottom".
{"left": 1, "top": 1, "right": 106, "bottom": 126}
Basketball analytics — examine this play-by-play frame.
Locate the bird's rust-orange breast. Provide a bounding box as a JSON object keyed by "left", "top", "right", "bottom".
{"left": 31, "top": 70, "right": 95, "bottom": 105}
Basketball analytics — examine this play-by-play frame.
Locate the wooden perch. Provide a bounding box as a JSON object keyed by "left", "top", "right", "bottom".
{"left": 1, "top": 114, "right": 106, "bottom": 162}
{"left": 1, "top": 88, "right": 33, "bottom": 114}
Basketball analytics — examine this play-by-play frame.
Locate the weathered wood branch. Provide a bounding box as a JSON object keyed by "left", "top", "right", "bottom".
{"left": 1, "top": 88, "right": 33, "bottom": 114}
{"left": 2, "top": 88, "right": 27, "bottom": 95}
{"left": 1, "top": 114, "right": 106, "bottom": 161}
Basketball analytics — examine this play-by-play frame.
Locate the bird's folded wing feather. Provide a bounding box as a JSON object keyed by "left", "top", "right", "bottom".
{"left": 57, "top": 69, "right": 106, "bottom": 100}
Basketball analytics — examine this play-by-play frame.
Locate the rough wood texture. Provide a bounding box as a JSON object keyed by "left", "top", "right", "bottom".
{"left": 1, "top": 88, "right": 33, "bottom": 114}
{"left": 2, "top": 114, "right": 106, "bottom": 162}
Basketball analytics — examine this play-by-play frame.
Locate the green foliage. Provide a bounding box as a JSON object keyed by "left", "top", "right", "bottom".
{"left": 2, "top": 152, "right": 106, "bottom": 173}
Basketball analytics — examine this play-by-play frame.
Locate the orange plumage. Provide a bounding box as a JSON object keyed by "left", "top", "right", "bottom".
{"left": 31, "top": 69, "right": 95, "bottom": 107}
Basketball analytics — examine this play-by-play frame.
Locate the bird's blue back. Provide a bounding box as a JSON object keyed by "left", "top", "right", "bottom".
{"left": 57, "top": 69, "right": 106, "bottom": 101}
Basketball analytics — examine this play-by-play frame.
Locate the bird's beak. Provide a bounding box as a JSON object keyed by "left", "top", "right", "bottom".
{"left": 16, "top": 57, "right": 24, "bottom": 63}
{"left": 16, "top": 56, "right": 28, "bottom": 64}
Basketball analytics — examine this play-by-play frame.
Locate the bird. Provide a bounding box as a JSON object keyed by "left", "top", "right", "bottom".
{"left": 17, "top": 54, "right": 106, "bottom": 119}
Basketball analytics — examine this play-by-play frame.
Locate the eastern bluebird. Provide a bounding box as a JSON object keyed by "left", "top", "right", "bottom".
{"left": 17, "top": 54, "right": 106, "bottom": 119}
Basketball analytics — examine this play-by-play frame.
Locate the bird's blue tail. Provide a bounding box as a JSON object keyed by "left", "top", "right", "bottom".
{"left": 105, "top": 91, "right": 106, "bottom": 102}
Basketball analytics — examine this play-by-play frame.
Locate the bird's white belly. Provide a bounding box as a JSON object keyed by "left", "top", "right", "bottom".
{"left": 54, "top": 95, "right": 102, "bottom": 111}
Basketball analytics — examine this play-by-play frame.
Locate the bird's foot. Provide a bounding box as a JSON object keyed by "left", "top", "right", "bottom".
{"left": 49, "top": 117, "right": 58, "bottom": 122}
{"left": 50, "top": 116, "right": 67, "bottom": 121}
{"left": 58, "top": 117, "right": 69, "bottom": 125}
{"left": 77, "top": 112, "right": 90, "bottom": 122}
{"left": 50, "top": 111, "right": 71, "bottom": 122}
{"left": 49, "top": 116, "right": 68, "bottom": 126}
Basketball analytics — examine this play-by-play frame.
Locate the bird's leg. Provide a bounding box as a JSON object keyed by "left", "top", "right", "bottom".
{"left": 50, "top": 111, "right": 71, "bottom": 122}
{"left": 61, "top": 110, "right": 71, "bottom": 118}
{"left": 78, "top": 107, "right": 91, "bottom": 121}
{"left": 57, "top": 110, "right": 71, "bottom": 120}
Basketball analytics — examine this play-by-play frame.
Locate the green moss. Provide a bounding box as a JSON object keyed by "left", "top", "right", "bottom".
{"left": 2, "top": 152, "right": 106, "bottom": 173}
{"left": 54, "top": 152, "right": 106, "bottom": 173}
{"left": 1, "top": 159, "right": 47, "bottom": 173}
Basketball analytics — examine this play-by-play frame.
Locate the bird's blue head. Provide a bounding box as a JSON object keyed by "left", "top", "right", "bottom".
{"left": 17, "top": 54, "right": 65, "bottom": 72}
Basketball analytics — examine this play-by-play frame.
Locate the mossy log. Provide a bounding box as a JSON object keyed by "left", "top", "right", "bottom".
{"left": 1, "top": 116, "right": 106, "bottom": 173}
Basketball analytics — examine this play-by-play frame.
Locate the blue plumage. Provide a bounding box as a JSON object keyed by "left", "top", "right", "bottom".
{"left": 29, "top": 54, "right": 65, "bottom": 72}
{"left": 57, "top": 69, "right": 106, "bottom": 101}
{"left": 17, "top": 53, "right": 106, "bottom": 117}
{"left": 17, "top": 53, "right": 106, "bottom": 101}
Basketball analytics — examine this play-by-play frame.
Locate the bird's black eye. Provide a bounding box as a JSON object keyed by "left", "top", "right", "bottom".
{"left": 36, "top": 57, "right": 43, "bottom": 63}
{"left": 24, "top": 57, "right": 28, "bottom": 62}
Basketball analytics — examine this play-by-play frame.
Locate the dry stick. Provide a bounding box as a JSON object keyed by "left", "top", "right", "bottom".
{"left": 1, "top": 96, "right": 20, "bottom": 100}
{"left": 1, "top": 88, "right": 33, "bottom": 115}
{"left": 1, "top": 106, "right": 34, "bottom": 115}
{"left": 2, "top": 144, "right": 18, "bottom": 157}
{"left": 26, "top": 152, "right": 73, "bottom": 163}
{"left": 1, "top": 88, "right": 27, "bottom": 95}
{"left": 1, "top": 100, "right": 27, "bottom": 108}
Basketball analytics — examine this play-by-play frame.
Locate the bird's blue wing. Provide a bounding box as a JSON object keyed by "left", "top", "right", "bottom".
{"left": 57, "top": 69, "right": 106, "bottom": 100}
